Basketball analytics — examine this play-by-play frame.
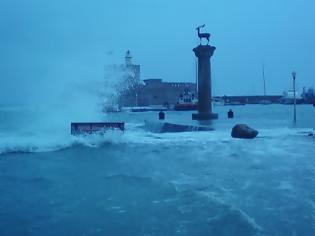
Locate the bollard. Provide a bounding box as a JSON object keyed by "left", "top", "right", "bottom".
{"left": 227, "top": 109, "right": 234, "bottom": 119}
{"left": 159, "top": 110, "right": 165, "bottom": 120}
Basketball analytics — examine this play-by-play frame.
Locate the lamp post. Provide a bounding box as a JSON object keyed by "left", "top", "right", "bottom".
{"left": 292, "top": 71, "right": 297, "bottom": 123}
{"left": 135, "top": 92, "right": 138, "bottom": 107}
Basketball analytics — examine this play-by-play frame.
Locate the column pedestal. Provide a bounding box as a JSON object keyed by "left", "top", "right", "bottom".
{"left": 192, "top": 45, "right": 218, "bottom": 120}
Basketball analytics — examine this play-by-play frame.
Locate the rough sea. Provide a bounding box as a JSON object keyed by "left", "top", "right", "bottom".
{"left": 0, "top": 104, "right": 314, "bottom": 236}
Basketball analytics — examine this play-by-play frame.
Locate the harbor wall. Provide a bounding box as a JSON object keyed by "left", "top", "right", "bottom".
{"left": 119, "top": 79, "right": 197, "bottom": 107}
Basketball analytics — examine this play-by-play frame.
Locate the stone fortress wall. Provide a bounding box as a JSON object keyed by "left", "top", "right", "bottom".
{"left": 118, "top": 51, "right": 197, "bottom": 107}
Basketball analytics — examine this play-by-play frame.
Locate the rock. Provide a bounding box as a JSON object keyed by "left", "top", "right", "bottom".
{"left": 231, "top": 124, "right": 258, "bottom": 139}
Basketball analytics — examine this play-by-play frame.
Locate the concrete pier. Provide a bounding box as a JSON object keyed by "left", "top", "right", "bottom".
{"left": 192, "top": 45, "right": 218, "bottom": 120}
{"left": 144, "top": 120, "right": 214, "bottom": 133}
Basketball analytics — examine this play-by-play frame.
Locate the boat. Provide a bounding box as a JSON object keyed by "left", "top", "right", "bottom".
{"left": 280, "top": 90, "right": 303, "bottom": 104}
{"left": 174, "top": 59, "right": 199, "bottom": 111}
{"left": 174, "top": 89, "right": 198, "bottom": 111}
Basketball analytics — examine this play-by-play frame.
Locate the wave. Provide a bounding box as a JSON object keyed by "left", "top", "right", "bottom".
{"left": 0, "top": 123, "right": 313, "bottom": 155}
{"left": 0, "top": 130, "right": 127, "bottom": 155}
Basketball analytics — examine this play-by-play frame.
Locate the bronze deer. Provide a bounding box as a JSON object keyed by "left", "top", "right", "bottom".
{"left": 196, "top": 24, "right": 210, "bottom": 45}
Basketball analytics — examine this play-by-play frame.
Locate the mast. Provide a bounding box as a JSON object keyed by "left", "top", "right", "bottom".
{"left": 262, "top": 62, "right": 266, "bottom": 96}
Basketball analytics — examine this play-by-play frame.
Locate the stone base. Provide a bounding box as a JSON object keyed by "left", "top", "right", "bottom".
{"left": 192, "top": 113, "right": 218, "bottom": 120}
{"left": 144, "top": 120, "right": 214, "bottom": 133}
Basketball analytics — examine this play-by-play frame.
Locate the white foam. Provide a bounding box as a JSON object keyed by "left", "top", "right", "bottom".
{"left": 0, "top": 113, "right": 313, "bottom": 156}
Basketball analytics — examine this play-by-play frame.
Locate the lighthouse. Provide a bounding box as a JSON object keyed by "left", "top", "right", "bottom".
{"left": 125, "top": 50, "right": 133, "bottom": 67}
{"left": 124, "top": 50, "right": 141, "bottom": 81}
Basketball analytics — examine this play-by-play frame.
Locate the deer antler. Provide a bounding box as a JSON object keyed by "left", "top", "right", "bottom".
{"left": 196, "top": 24, "right": 206, "bottom": 30}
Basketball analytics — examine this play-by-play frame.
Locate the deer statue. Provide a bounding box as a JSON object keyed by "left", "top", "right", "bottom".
{"left": 196, "top": 24, "right": 210, "bottom": 45}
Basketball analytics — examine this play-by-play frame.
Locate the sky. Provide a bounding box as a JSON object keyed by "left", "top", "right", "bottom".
{"left": 0, "top": 0, "right": 315, "bottom": 104}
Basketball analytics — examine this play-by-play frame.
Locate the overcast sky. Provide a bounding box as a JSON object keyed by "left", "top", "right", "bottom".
{"left": 1, "top": 0, "right": 314, "bottom": 104}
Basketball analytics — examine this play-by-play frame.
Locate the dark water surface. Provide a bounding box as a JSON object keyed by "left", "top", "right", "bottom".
{"left": 0, "top": 105, "right": 315, "bottom": 235}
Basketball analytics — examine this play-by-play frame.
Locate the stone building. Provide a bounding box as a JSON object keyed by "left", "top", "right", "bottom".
{"left": 118, "top": 51, "right": 197, "bottom": 107}
{"left": 136, "top": 79, "right": 196, "bottom": 106}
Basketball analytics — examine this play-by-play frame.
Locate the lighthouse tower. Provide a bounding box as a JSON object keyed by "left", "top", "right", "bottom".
{"left": 124, "top": 50, "right": 140, "bottom": 81}
{"left": 125, "top": 50, "right": 133, "bottom": 67}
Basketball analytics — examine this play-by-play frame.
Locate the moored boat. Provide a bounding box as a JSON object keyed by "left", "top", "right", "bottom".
{"left": 280, "top": 90, "right": 303, "bottom": 104}
{"left": 174, "top": 89, "right": 198, "bottom": 111}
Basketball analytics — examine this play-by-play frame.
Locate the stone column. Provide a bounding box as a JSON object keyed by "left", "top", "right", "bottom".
{"left": 192, "top": 45, "right": 218, "bottom": 120}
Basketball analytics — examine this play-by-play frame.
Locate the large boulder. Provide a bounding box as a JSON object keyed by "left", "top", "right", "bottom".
{"left": 231, "top": 124, "right": 258, "bottom": 139}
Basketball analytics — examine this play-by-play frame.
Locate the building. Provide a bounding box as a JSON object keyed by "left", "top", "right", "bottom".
{"left": 137, "top": 79, "right": 196, "bottom": 106}
{"left": 118, "top": 51, "right": 197, "bottom": 107}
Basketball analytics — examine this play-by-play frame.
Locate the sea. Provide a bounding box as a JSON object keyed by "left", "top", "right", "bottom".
{"left": 0, "top": 104, "right": 314, "bottom": 236}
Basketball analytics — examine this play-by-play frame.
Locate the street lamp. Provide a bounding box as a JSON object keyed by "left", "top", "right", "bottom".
{"left": 291, "top": 71, "right": 297, "bottom": 123}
